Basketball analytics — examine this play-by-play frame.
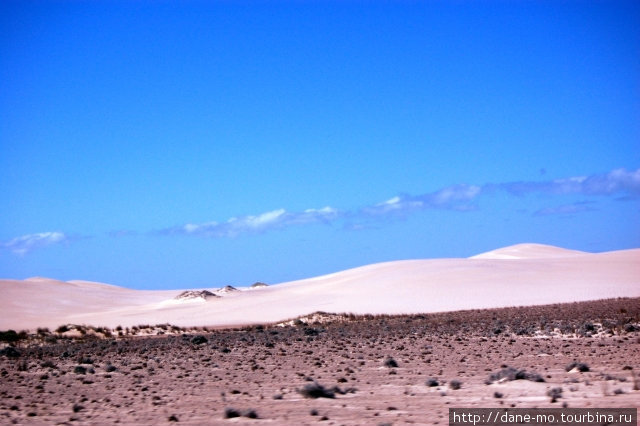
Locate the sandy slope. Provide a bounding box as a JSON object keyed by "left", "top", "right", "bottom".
{"left": 1, "top": 244, "right": 638, "bottom": 330}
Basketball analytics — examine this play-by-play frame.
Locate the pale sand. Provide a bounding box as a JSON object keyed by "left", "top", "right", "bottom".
{"left": 1, "top": 243, "right": 638, "bottom": 330}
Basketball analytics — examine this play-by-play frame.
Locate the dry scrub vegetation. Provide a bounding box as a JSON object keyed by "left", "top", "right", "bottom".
{"left": 1, "top": 298, "right": 639, "bottom": 425}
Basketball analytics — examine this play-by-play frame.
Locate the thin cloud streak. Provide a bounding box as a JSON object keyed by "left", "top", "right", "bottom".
{"left": 534, "top": 201, "right": 597, "bottom": 217}
{"left": 363, "top": 184, "right": 482, "bottom": 216}
{"left": 163, "top": 206, "right": 340, "bottom": 238}
{"left": 494, "top": 168, "right": 640, "bottom": 197}
{"left": 365, "top": 168, "right": 639, "bottom": 217}
{"left": 2, "top": 232, "right": 68, "bottom": 255}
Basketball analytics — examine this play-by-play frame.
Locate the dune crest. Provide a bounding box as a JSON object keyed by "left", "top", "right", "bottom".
{"left": 469, "top": 243, "right": 587, "bottom": 259}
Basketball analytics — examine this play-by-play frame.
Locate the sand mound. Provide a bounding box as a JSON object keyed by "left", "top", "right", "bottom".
{"left": 1, "top": 244, "right": 638, "bottom": 330}
{"left": 470, "top": 243, "right": 587, "bottom": 259}
{"left": 216, "top": 285, "right": 238, "bottom": 295}
{"left": 174, "top": 290, "right": 218, "bottom": 301}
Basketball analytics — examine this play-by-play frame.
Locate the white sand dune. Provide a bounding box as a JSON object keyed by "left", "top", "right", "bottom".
{"left": 470, "top": 243, "right": 587, "bottom": 259}
{"left": 1, "top": 244, "right": 639, "bottom": 330}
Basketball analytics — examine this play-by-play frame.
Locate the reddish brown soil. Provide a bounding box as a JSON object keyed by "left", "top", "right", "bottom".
{"left": 1, "top": 298, "right": 639, "bottom": 425}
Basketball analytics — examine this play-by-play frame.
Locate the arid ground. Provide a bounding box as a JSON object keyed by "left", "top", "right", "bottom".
{"left": 1, "top": 298, "right": 639, "bottom": 425}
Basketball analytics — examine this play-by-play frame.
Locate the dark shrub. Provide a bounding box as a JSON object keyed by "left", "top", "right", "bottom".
{"left": 300, "top": 382, "right": 335, "bottom": 399}
{"left": 526, "top": 372, "right": 545, "bottom": 382}
{"left": 0, "top": 330, "right": 19, "bottom": 343}
{"left": 191, "top": 335, "right": 208, "bottom": 345}
{"left": 74, "top": 366, "right": 87, "bottom": 375}
{"left": 243, "top": 409, "right": 258, "bottom": 419}
{"left": 565, "top": 362, "right": 589, "bottom": 372}
{"left": 548, "top": 387, "right": 563, "bottom": 403}
{"left": 41, "top": 360, "right": 56, "bottom": 369}
{"left": 449, "top": 380, "right": 462, "bottom": 390}
{"left": 486, "top": 366, "right": 545, "bottom": 384}
{"left": 383, "top": 357, "right": 398, "bottom": 368}
{"left": 331, "top": 386, "right": 357, "bottom": 395}
{"left": 303, "top": 327, "right": 319, "bottom": 336}
{"left": 426, "top": 378, "right": 439, "bottom": 387}
{"left": 0, "top": 347, "right": 21, "bottom": 358}
{"left": 224, "top": 408, "right": 241, "bottom": 419}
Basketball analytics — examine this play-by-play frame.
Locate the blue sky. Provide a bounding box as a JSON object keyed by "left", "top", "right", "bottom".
{"left": 1, "top": 1, "right": 639, "bottom": 289}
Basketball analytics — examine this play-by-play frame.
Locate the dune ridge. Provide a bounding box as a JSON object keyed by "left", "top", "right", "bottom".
{"left": 1, "top": 244, "right": 638, "bottom": 330}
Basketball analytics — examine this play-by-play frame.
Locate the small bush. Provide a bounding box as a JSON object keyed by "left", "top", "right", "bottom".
{"left": 303, "top": 327, "right": 319, "bottom": 336}
{"left": 449, "top": 380, "right": 462, "bottom": 390}
{"left": 565, "top": 362, "right": 589, "bottom": 372}
{"left": 548, "top": 387, "right": 563, "bottom": 403}
{"left": 243, "top": 409, "right": 258, "bottom": 419}
{"left": 300, "top": 382, "right": 335, "bottom": 399}
{"left": 224, "top": 408, "right": 241, "bottom": 419}
{"left": 0, "top": 347, "right": 21, "bottom": 358}
{"left": 383, "top": 357, "right": 398, "bottom": 368}
{"left": 426, "top": 378, "right": 439, "bottom": 387}
{"left": 486, "top": 366, "right": 545, "bottom": 384}
{"left": 0, "top": 330, "right": 19, "bottom": 343}
{"left": 191, "top": 335, "right": 208, "bottom": 345}
{"left": 41, "top": 360, "right": 57, "bottom": 369}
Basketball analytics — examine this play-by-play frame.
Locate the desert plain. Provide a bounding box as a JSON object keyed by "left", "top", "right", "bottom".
{"left": 1, "top": 244, "right": 639, "bottom": 425}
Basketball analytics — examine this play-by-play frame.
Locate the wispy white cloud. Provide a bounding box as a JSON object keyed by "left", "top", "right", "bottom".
{"left": 496, "top": 168, "right": 640, "bottom": 197}
{"left": 163, "top": 206, "right": 340, "bottom": 238}
{"left": 534, "top": 201, "right": 597, "bottom": 216}
{"left": 363, "top": 195, "right": 424, "bottom": 216}
{"left": 426, "top": 184, "right": 482, "bottom": 208}
{"left": 363, "top": 184, "right": 482, "bottom": 216}
{"left": 359, "top": 168, "right": 638, "bottom": 219}
{"left": 2, "top": 231, "right": 68, "bottom": 255}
